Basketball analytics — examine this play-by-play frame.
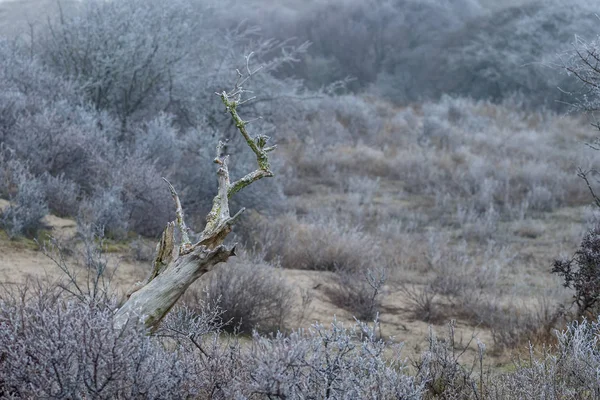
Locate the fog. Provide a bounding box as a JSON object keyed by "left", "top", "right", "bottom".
{"left": 2, "top": 0, "right": 600, "bottom": 110}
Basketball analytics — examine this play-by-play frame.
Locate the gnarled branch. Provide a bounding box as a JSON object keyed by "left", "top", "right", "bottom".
{"left": 115, "top": 60, "right": 275, "bottom": 330}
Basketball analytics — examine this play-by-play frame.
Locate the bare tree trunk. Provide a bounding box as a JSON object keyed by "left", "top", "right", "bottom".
{"left": 114, "top": 64, "right": 276, "bottom": 330}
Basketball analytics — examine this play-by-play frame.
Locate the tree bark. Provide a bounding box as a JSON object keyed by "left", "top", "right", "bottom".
{"left": 114, "top": 72, "right": 275, "bottom": 330}
{"left": 115, "top": 242, "right": 236, "bottom": 329}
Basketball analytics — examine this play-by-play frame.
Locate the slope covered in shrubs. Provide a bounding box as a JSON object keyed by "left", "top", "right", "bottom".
{"left": 240, "top": 0, "right": 600, "bottom": 110}
{"left": 2, "top": 0, "right": 600, "bottom": 397}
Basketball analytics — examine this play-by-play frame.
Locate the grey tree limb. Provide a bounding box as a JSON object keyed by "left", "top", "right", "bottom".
{"left": 115, "top": 65, "right": 275, "bottom": 330}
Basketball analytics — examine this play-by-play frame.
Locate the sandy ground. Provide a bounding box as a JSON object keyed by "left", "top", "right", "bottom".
{"left": 0, "top": 195, "right": 581, "bottom": 369}
{"left": 0, "top": 208, "right": 500, "bottom": 365}
{"left": 0, "top": 213, "right": 145, "bottom": 288}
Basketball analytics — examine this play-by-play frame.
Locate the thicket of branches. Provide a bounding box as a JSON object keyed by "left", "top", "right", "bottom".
{"left": 239, "top": 0, "right": 600, "bottom": 109}
{"left": 2, "top": 0, "right": 600, "bottom": 239}
{"left": 0, "top": 0, "right": 311, "bottom": 238}
{"left": 2, "top": 275, "right": 600, "bottom": 399}
{"left": 553, "top": 24, "right": 600, "bottom": 321}
{"left": 0, "top": 274, "right": 425, "bottom": 399}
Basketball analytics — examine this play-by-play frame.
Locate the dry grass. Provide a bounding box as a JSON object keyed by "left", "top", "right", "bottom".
{"left": 0, "top": 87, "right": 594, "bottom": 368}
{"left": 270, "top": 96, "right": 591, "bottom": 357}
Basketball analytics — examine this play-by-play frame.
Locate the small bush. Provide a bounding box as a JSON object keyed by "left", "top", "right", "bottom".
{"left": 200, "top": 252, "right": 294, "bottom": 334}
{"left": 485, "top": 298, "right": 565, "bottom": 352}
{"left": 326, "top": 267, "right": 387, "bottom": 320}
{"left": 42, "top": 172, "right": 80, "bottom": 218}
{"left": 1, "top": 178, "right": 48, "bottom": 238}
{"left": 254, "top": 214, "right": 379, "bottom": 273}
{"left": 526, "top": 185, "right": 557, "bottom": 213}
{"left": 553, "top": 224, "right": 600, "bottom": 318}
{"left": 0, "top": 156, "right": 48, "bottom": 238}
{"left": 5, "top": 100, "right": 116, "bottom": 191}
{"left": 399, "top": 283, "right": 442, "bottom": 323}
{"left": 322, "top": 95, "right": 385, "bottom": 141}
{"left": 130, "top": 236, "right": 156, "bottom": 262}
{"left": 114, "top": 156, "right": 173, "bottom": 237}
{"left": 78, "top": 188, "right": 129, "bottom": 240}
{"left": 415, "top": 321, "right": 485, "bottom": 399}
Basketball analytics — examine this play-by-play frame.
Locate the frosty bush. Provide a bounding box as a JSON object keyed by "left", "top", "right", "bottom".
{"left": 42, "top": 173, "right": 80, "bottom": 218}
{"left": 0, "top": 154, "right": 48, "bottom": 238}
{"left": 0, "top": 281, "right": 424, "bottom": 399}
{"left": 201, "top": 253, "right": 294, "bottom": 334}
{"left": 0, "top": 289, "right": 197, "bottom": 398}
{"left": 78, "top": 188, "right": 129, "bottom": 240}
{"left": 1, "top": 177, "right": 48, "bottom": 238}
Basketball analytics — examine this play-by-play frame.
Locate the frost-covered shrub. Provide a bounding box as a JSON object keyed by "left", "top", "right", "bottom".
{"left": 42, "top": 173, "right": 80, "bottom": 218}
{"left": 6, "top": 100, "right": 117, "bottom": 193}
{"left": 1, "top": 177, "right": 48, "bottom": 238}
{"left": 38, "top": 0, "right": 197, "bottom": 128}
{"left": 253, "top": 214, "right": 379, "bottom": 273}
{"left": 492, "top": 318, "right": 600, "bottom": 399}
{"left": 526, "top": 185, "right": 557, "bottom": 213}
{"left": 235, "top": 319, "right": 423, "bottom": 399}
{"left": 129, "top": 236, "right": 156, "bottom": 262}
{"left": 421, "top": 113, "right": 456, "bottom": 150}
{"left": 0, "top": 281, "right": 424, "bottom": 399}
{"left": 132, "top": 113, "right": 182, "bottom": 170}
{"left": 0, "top": 154, "right": 48, "bottom": 238}
{"left": 326, "top": 267, "right": 387, "bottom": 320}
{"left": 113, "top": 156, "right": 173, "bottom": 237}
{"left": 78, "top": 188, "right": 129, "bottom": 240}
{"left": 321, "top": 95, "right": 385, "bottom": 141}
{"left": 202, "top": 253, "right": 294, "bottom": 334}
{"left": 414, "top": 321, "right": 484, "bottom": 398}
{"left": 0, "top": 291, "right": 198, "bottom": 398}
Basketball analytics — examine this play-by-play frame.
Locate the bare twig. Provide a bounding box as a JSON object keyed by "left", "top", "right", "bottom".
{"left": 215, "top": 55, "right": 276, "bottom": 198}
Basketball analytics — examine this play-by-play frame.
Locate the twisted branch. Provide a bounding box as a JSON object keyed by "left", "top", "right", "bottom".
{"left": 116, "top": 55, "right": 276, "bottom": 329}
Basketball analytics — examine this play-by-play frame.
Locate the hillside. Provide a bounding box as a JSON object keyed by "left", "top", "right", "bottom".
{"left": 2, "top": 0, "right": 600, "bottom": 397}
{"left": 1, "top": 96, "right": 594, "bottom": 362}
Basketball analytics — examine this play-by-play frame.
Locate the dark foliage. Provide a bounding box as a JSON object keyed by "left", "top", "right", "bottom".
{"left": 553, "top": 225, "right": 600, "bottom": 317}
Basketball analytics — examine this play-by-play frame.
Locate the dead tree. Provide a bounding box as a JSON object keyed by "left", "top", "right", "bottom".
{"left": 114, "top": 60, "right": 276, "bottom": 330}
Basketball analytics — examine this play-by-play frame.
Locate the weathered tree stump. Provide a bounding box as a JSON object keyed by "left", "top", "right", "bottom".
{"left": 115, "top": 64, "right": 276, "bottom": 330}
